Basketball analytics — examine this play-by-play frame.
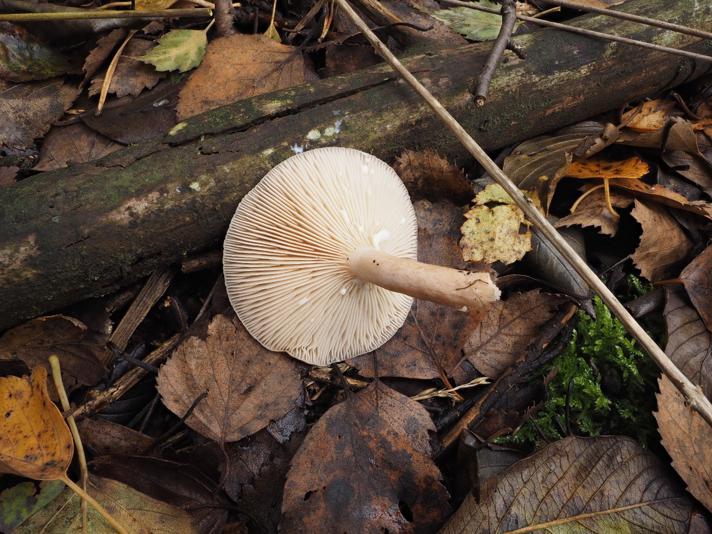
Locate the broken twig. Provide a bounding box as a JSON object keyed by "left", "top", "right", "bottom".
{"left": 473, "top": 0, "right": 517, "bottom": 106}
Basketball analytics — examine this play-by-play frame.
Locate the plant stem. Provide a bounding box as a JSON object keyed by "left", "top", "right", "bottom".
{"left": 0, "top": 8, "right": 212, "bottom": 21}
{"left": 61, "top": 476, "right": 129, "bottom": 534}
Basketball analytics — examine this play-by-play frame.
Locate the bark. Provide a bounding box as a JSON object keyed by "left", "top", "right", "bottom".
{"left": 0, "top": 0, "right": 710, "bottom": 330}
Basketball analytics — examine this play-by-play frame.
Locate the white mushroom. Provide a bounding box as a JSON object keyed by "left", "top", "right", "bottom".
{"left": 223, "top": 147, "right": 499, "bottom": 365}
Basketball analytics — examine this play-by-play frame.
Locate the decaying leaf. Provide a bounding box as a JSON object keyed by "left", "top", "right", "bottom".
{"left": 0, "top": 22, "right": 76, "bottom": 82}
{"left": 139, "top": 29, "right": 207, "bottom": 73}
{"left": 432, "top": 1, "right": 516, "bottom": 42}
{"left": 77, "top": 418, "right": 153, "bottom": 456}
{"left": 662, "top": 150, "right": 712, "bottom": 195}
{"left": 89, "top": 38, "right": 164, "bottom": 99}
{"left": 556, "top": 188, "right": 633, "bottom": 236}
{"left": 679, "top": 243, "right": 712, "bottom": 331}
{"left": 82, "top": 29, "right": 127, "bottom": 81}
{"left": 157, "top": 313, "right": 303, "bottom": 443}
{"left": 0, "top": 367, "right": 73, "bottom": 480}
{"left": 460, "top": 184, "right": 534, "bottom": 265}
{"left": 656, "top": 376, "right": 712, "bottom": 514}
{"left": 562, "top": 155, "right": 649, "bottom": 180}
{"left": 0, "top": 480, "right": 64, "bottom": 532}
{"left": 15, "top": 475, "right": 198, "bottom": 533}
{"left": 0, "top": 79, "right": 78, "bottom": 149}
{"left": 441, "top": 436, "right": 700, "bottom": 534}
{"left": 281, "top": 381, "right": 450, "bottom": 533}
{"left": 453, "top": 290, "right": 565, "bottom": 382}
{"left": 176, "top": 34, "right": 315, "bottom": 120}
{"left": 34, "top": 123, "right": 121, "bottom": 171}
{"left": 664, "top": 288, "right": 711, "bottom": 396}
{"left": 0, "top": 314, "right": 107, "bottom": 392}
{"left": 622, "top": 99, "right": 677, "bottom": 132}
{"left": 394, "top": 149, "right": 472, "bottom": 203}
{"left": 630, "top": 200, "right": 692, "bottom": 282}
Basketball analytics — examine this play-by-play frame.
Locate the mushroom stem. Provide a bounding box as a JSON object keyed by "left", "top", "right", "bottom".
{"left": 348, "top": 248, "right": 500, "bottom": 313}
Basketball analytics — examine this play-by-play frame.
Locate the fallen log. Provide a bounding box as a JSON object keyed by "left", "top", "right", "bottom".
{"left": 0, "top": 0, "right": 710, "bottom": 330}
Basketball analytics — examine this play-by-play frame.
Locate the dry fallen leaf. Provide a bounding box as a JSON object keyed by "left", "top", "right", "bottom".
{"left": 89, "top": 38, "right": 164, "bottom": 99}
{"left": 452, "top": 290, "right": 565, "bottom": 382}
{"left": 394, "top": 149, "right": 472, "bottom": 203}
{"left": 679, "top": 243, "right": 712, "bottom": 331}
{"left": 0, "top": 314, "right": 107, "bottom": 392}
{"left": 0, "top": 367, "right": 73, "bottom": 480}
{"left": 656, "top": 375, "right": 712, "bottom": 513}
{"left": 631, "top": 200, "right": 692, "bottom": 282}
{"left": 157, "top": 313, "right": 303, "bottom": 443}
{"left": 0, "top": 479, "right": 65, "bottom": 532}
{"left": 281, "top": 381, "right": 450, "bottom": 533}
{"left": 460, "top": 184, "right": 535, "bottom": 265}
{"left": 177, "top": 34, "right": 315, "bottom": 120}
{"left": 83, "top": 29, "right": 127, "bottom": 81}
{"left": 441, "top": 436, "right": 702, "bottom": 534}
{"left": 610, "top": 179, "right": 712, "bottom": 221}
{"left": 76, "top": 418, "right": 153, "bottom": 457}
{"left": 622, "top": 99, "right": 677, "bottom": 132}
{"left": 139, "top": 28, "right": 207, "bottom": 73}
{"left": 34, "top": 123, "right": 121, "bottom": 171}
{"left": 556, "top": 188, "right": 633, "bottom": 236}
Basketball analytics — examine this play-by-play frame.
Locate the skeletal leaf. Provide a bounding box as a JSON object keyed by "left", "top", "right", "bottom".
{"left": 139, "top": 29, "right": 207, "bottom": 73}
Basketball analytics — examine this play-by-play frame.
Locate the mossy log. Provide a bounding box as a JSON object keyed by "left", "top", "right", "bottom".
{"left": 1, "top": 0, "right": 711, "bottom": 330}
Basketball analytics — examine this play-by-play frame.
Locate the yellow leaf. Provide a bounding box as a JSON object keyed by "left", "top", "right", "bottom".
{"left": 0, "top": 368, "right": 73, "bottom": 480}
{"left": 562, "top": 156, "right": 649, "bottom": 180}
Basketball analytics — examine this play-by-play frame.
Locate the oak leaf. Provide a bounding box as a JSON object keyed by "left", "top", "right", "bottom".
{"left": 157, "top": 313, "right": 303, "bottom": 443}
{"left": 441, "top": 436, "right": 702, "bottom": 534}
{"left": 0, "top": 367, "right": 73, "bottom": 480}
{"left": 281, "top": 381, "right": 450, "bottom": 533}
{"left": 679, "top": 243, "right": 712, "bottom": 331}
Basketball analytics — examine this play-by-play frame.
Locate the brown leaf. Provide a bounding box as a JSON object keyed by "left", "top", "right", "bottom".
{"left": 452, "top": 290, "right": 565, "bottom": 382}
{"left": 394, "top": 148, "right": 472, "bottom": 203}
{"left": 281, "top": 381, "right": 450, "bottom": 533}
{"left": 34, "top": 123, "right": 121, "bottom": 171}
{"left": 680, "top": 243, "right": 712, "bottom": 331}
{"left": 610, "top": 179, "right": 712, "bottom": 221}
{"left": 562, "top": 155, "right": 649, "bottom": 179}
{"left": 0, "top": 79, "right": 78, "bottom": 149}
{"left": 176, "top": 34, "right": 315, "bottom": 120}
{"left": 656, "top": 375, "right": 712, "bottom": 514}
{"left": 631, "top": 200, "right": 693, "bottom": 282}
{"left": 350, "top": 200, "right": 482, "bottom": 379}
{"left": 0, "top": 22, "right": 77, "bottom": 82}
{"left": 555, "top": 188, "right": 633, "bottom": 236}
{"left": 83, "top": 29, "right": 127, "bottom": 81}
{"left": 662, "top": 150, "right": 712, "bottom": 195}
{"left": 664, "top": 288, "right": 711, "bottom": 397}
{"left": 89, "top": 38, "right": 164, "bottom": 99}
{"left": 0, "top": 165, "right": 18, "bottom": 187}
{"left": 0, "top": 315, "right": 107, "bottom": 392}
{"left": 441, "top": 435, "right": 701, "bottom": 534}
{"left": 157, "top": 313, "right": 303, "bottom": 443}
{"left": 0, "top": 367, "right": 73, "bottom": 480}
{"left": 77, "top": 418, "right": 153, "bottom": 456}
{"left": 621, "top": 98, "right": 677, "bottom": 132}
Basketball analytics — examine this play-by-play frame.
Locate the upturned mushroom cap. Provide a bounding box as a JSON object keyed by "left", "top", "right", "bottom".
{"left": 223, "top": 147, "right": 417, "bottom": 366}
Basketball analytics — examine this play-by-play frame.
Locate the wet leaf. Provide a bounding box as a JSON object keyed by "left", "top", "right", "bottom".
{"left": 89, "top": 38, "right": 164, "bottom": 99}
{"left": 83, "top": 29, "right": 127, "bottom": 81}
{"left": 656, "top": 376, "right": 712, "bottom": 514}
{"left": 139, "top": 29, "right": 207, "bottom": 73}
{"left": 15, "top": 475, "right": 198, "bottom": 533}
{"left": 0, "top": 314, "right": 107, "bottom": 392}
{"left": 395, "top": 149, "right": 472, "bottom": 203}
{"left": 0, "top": 367, "right": 73, "bottom": 480}
{"left": 432, "top": 1, "right": 516, "bottom": 42}
{"left": 441, "top": 436, "right": 701, "bottom": 534}
{"left": 0, "top": 480, "right": 64, "bottom": 532}
{"left": 679, "top": 243, "right": 712, "bottom": 331}
{"left": 460, "top": 184, "right": 534, "bottom": 265}
{"left": 556, "top": 188, "right": 633, "bottom": 236}
{"left": 631, "top": 200, "right": 692, "bottom": 282}
{"left": 281, "top": 381, "right": 450, "bottom": 533}
{"left": 157, "top": 313, "right": 303, "bottom": 443}
{"left": 621, "top": 99, "right": 677, "bottom": 132}
{"left": 562, "top": 155, "right": 649, "bottom": 180}
{"left": 0, "top": 22, "right": 76, "bottom": 82}
{"left": 34, "top": 123, "right": 121, "bottom": 171}
{"left": 176, "top": 34, "right": 315, "bottom": 120}
{"left": 452, "top": 290, "right": 565, "bottom": 382}
{"left": 0, "top": 79, "right": 78, "bottom": 149}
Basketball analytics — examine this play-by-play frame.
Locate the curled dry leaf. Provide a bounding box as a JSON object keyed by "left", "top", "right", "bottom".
{"left": 34, "top": 123, "right": 121, "bottom": 171}
{"left": 452, "top": 290, "right": 565, "bottom": 383}
{"left": 556, "top": 188, "right": 633, "bottom": 236}
{"left": 394, "top": 149, "right": 472, "bottom": 203}
{"left": 460, "top": 184, "right": 534, "bottom": 265}
{"left": 14, "top": 475, "right": 198, "bottom": 534}
{"left": 0, "top": 314, "right": 107, "bottom": 392}
{"left": 441, "top": 436, "right": 701, "bottom": 534}
{"left": 89, "top": 38, "right": 164, "bottom": 99}
{"left": 157, "top": 313, "right": 302, "bottom": 443}
{"left": 177, "top": 34, "right": 316, "bottom": 120}
{"left": 656, "top": 375, "right": 712, "bottom": 513}
{"left": 631, "top": 200, "right": 692, "bottom": 282}
{"left": 679, "top": 243, "right": 712, "bottom": 331}
{"left": 621, "top": 98, "right": 677, "bottom": 132}
{"left": 0, "top": 22, "right": 76, "bottom": 82}
{"left": 281, "top": 381, "right": 450, "bottom": 533}
{"left": 0, "top": 367, "right": 73, "bottom": 480}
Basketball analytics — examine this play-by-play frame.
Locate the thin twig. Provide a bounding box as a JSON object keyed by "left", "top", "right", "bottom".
{"left": 441, "top": 0, "right": 712, "bottom": 64}
{"left": 333, "top": 0, "right": 712, "bottom": 428}
{"left": 473, "top": 0, "right": 517, "bottom": 106}
{"left": 0, "top": 7, "right": 212, "bottom": 21}
{"left": 537, "top": 0, "right": 712, "bottom": 41}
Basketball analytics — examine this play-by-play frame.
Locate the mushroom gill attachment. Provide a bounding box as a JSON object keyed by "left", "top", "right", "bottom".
{"left": 223, "top": 147, "right": 418, "bottom": 366}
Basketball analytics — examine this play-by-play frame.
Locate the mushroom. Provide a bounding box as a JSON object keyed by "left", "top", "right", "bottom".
{"left": 223, "top": 147, "right": 499, "bottom": 365}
